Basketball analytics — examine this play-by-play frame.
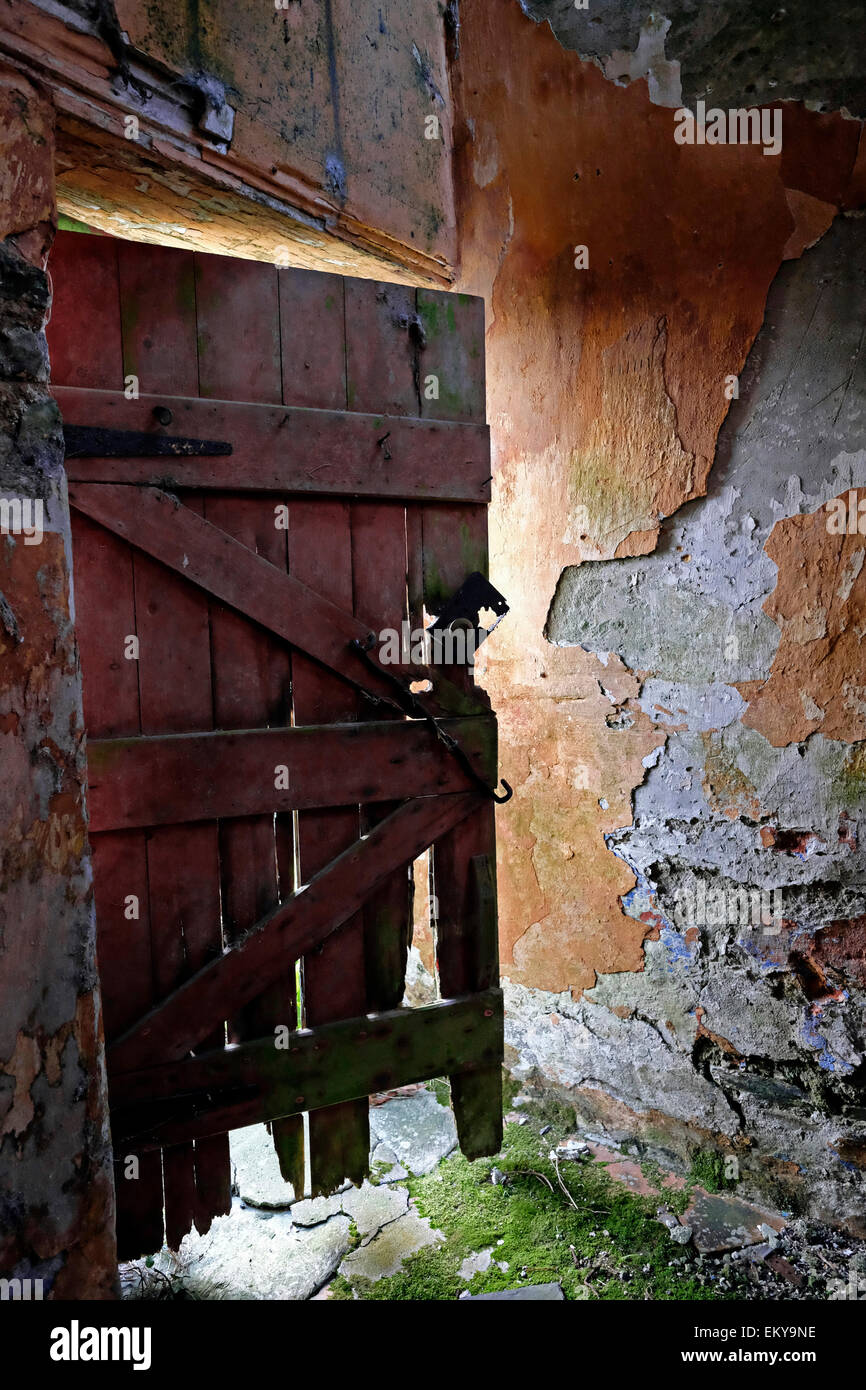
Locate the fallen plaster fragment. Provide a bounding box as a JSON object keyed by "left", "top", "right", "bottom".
{"left": 368, "top": 1086, "right": 458, "bottom": 1175}
{"left": 685, "top": 1192, "right": 785, "bottom": 1256}
{"left": 341, "top": 1181, "right": 409, "bottom": 1239}
{"left": 168, "top": 1202, "right": 353, "bottom": 1301}
{"left": 458, "top": 1247, "right": 494, "bottom": 1280}
{"left": 339, "top": 1209, "right": 444, "bottom": 1283}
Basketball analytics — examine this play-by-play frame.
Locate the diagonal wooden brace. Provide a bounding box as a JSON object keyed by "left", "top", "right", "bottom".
{"left": 108, "top": 790, "right": 482, "bottom": 1075}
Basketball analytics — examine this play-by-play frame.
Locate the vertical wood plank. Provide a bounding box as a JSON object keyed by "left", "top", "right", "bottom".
{"left": 195, "top": 255, "right": 282, "bottom": 403}
{"left": 344, "top": 280, "right": 418, "bottom": 415}
{"left": 351, "top": 501, "right": 413, "bottom": 1010}
{"left": 55, "top": 231, "right": 165, "bottom": 1258}
{"left": 290, "top": 497, "right": 369, "bottom": 1195}
{"left": 281, "top": 268, "right": 366, "bottom": 1194}
{"left": 197, "top": 252, "right": 303, "bottom": 1193}
{"left": 279, "top": 268, "right": 346, "bottom": 410}
{"left": 345, "top": 279, "right": 418, "bottom": 1016}
{"left": 416, "top": 289, "right": 486, "bottom": 425}
{"left": 119, "top": 240, "right": 230, "bottom": 1243}
{"left": 417, "top": 288, "right": 502, "bottom": 1156}
{"left": 47, "top": 231, "right": 123, "bottom": 389}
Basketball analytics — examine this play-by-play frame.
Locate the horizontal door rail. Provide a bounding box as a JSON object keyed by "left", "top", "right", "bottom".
{"left": 111, "top": 989, "right": 504, "bottom": 1150}
{"left": 88, "top": 716, "right": 497, "bottom": 831}
{"left": 55, "top": 386, "right": 491, "bottom": 502}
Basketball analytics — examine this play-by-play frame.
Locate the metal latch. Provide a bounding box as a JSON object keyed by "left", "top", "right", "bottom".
{"left": 428, "top": 572, "right": 509, "bottom": 650}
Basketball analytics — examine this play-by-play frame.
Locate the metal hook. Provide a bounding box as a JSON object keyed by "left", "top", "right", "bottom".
{"left": 490, "top": 778, "right": 513, "bottom": 804}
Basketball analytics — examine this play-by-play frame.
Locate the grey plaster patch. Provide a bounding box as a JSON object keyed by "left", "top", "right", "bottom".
{"left": 339, "top": 1209, "right": 444, "bottom": 1283}
{"left": 699, "top": 971, "right": 803, "bottom": 1062}
{"left": 639, "top": 678, "right": 747, "bottom": 731}
{"left": 503, "top": 979, "right": 740, "bottom": 1135}
{"left": 341, "top": 1180, "right": 409, "bottom": 1238}
{"left": 521, "top": 0, "right": 866, "bottom": 116}
{"left": 602, "top": 15, "right": 682, "bottom": 107}
{"left": 368, "top": 1089, "right": 458, "bottom": 1175}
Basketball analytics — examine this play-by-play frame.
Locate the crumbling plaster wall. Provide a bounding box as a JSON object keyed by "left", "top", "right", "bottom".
{"left": 454, "top": 0, "right": 866, "bottom": 1225}
{"left": 0, "top": 67, "right": 116, "bottom": 1294}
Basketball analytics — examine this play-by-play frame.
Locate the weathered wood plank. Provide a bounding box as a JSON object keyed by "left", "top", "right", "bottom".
{"left": 345, "top": 289, "right": 418, "bottom": 1019}
{"left": 46, "top": 233, "right": 123, "bottom": 389}
{"left": 108, "top": 791, "right": 482, "bottom": 1075}
{"left": 289, "top": 497, "right": 370, "bottom": 1195}
{"left": 87, "top": 717, "right": 496, "bottom": 831}
{"left": 278, "top": 269, "right": 346, "bottom": 410}
{"left": 195, "top": 255, "right": 282, "bottom": 404}
{"left": 434, "top": 812, "right": 503, "bottom": 1161}
{"left": 417, "top": 327, "right": 503, "bottom": 1158}
{"left": 120, "top": 239, "right": 231, "bottom": 1244}
{"left": 57, "top": 234, "right": 165, "bottom": 1260}
{"left": 274, "top": 270, "right": 353, "bottom": 1189}
{"left": 345, "top": 280, "right": 419, "bottom": 415}
{"left": 353, "top": 504, "right": 414, "bottom": 1013}
{"left": 54, "top": 387, "right": 491, "bottom": 501}
{"left": 117, "top": 241, "right": 199, "bottom": 398}
{"left": 196, "top": 254, "right": 306, "bottom": 1193}
{"left": 111, "top": 990, "right": 504, "bottom": 1151}
{"left": 417, "top": 290, "right": 487, "bottom": 425}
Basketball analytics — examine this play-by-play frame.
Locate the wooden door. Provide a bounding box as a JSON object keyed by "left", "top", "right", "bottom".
{"left": 47, "top": 229, "right": 504, "bottom": 1259}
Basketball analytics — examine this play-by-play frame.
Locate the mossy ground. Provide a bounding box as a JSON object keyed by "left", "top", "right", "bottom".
{"left": 688, "top": 1149, "right": 736, "bottom": 1194}
{"left": 331, "top": 1080, "right": 736, "bottom": 1301}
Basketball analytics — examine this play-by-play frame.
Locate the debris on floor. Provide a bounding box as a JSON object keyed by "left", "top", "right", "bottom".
{"left": 461, "top": 1282, "right": 565, "bottom": 1300}
{"left": 120, "top": 1080, "right": 866, "bottom": 1301}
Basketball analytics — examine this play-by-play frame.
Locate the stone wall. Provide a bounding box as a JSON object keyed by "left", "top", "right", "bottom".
{"left": 0, "top": 66, "right": 116, "bottom": 1298}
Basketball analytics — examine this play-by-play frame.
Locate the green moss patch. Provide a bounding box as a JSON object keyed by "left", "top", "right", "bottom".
{"left": 335, "top": 1091, "right": 735, "bottom": 1301}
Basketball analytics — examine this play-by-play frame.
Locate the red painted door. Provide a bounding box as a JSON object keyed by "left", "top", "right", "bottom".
{"left": 47, "top": 229, "right": 504, "bottom": 1259}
